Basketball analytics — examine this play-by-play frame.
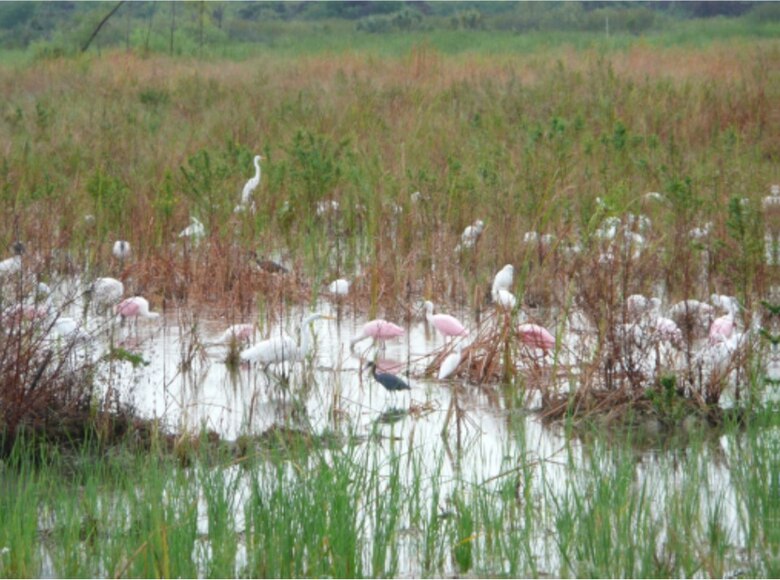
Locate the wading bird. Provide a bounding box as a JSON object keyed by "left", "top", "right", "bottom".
{"left": 327, "top": 278, "right": 350, "bottom": 296}
{"left": 235, "top": 154, "right": 261, "bottom": 213}
{"left": 491, "top": 264, "right": 514, "bottom": 301}
{"left": 456, "top": 220, "right": 484, "bottom": 251}
{"left": 0, "top": 241, "right": 25, "bottom": 276}
{"left": 212, "top": 323, "right": 256, "bottom": 345}
{"left": 709, "top": 295, "right": 739, "bottom": 345}
{"left": 350, "top": 319, "right": 404, "bottom": 351}
{"left": 365, "top": 360, "right": 410, "bottom": 393}
{"left": 438, "top": 342, "right": 463, "bottom": 380}
{"left": 494, "top": 289, "right": 517, "bottom": 311}
{"left": 179, "top": 216, "right": 205, "bottom": 241}
{"left": 240, "top": 313, "right": 332, "bottom": 368}
{"left": 112, "top": 240, "right": 131, "bottom": 264}
{"left": 88, "top": 277, "right": 124, "bottom": 311}
{"left": 424, "top": 301, "right": 467, "bottom": 340}
{"left": 116, "top": 296, "right": 160, "bottom": 322}
{"left": 517, "top": 323, "right": 556, "bottom": 352}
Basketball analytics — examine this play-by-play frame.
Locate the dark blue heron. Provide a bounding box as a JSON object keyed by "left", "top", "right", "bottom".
{"left": 365, "top": 361, "right": 410, "bottom": 393}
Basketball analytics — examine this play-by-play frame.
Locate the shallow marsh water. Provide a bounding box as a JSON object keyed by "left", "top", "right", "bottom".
{"left": 46, "top": 302, "right": 765, "bottom": 578}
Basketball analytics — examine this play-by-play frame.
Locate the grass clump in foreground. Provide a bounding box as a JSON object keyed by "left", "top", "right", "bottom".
{"left": 0, "top": 408, "right": 776, "bottom": 578}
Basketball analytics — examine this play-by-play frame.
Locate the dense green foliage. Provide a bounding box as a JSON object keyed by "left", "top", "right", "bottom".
{"left": 0, "top": 1, "right": 777, "bottom": 58}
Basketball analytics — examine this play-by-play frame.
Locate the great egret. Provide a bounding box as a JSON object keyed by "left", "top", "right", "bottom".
{"left": 235, "top": 155, "right": 261, "bottom": 213}
{"left": 365, "top": 361, "right": 410, "bottom": 392}
{"left": 424, "top": 301, "right": 467, "bottom": 339}
{"left": 350, "top": 319, "right": 404, "bottom": 350}
{"left": 240, "top": 313, "right": 332, "bottom": 368}
{"left": 438, "top": 342, "right": 463, "bottom": 380}
{"left": 179, "top": 216, "right": 205, "bottom": 241}
{"left": 491, "top": 264, "right": 514, "bottom": 301}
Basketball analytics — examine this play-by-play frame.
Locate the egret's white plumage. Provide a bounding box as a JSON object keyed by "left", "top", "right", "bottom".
{"left": 240, "top": 155, "right": 261, "bottom": 207}
{"left": 0, "top": 255, "right": 21, "bottom": 275}
{"left": 457, "top": 220, "right": 484, "bottom": 251}
{"left": 491, "top": 264, "right": 514, "bottom": 301}
{"left": 240, "top": 313, "right": 331, "bottom": 367}
{"left": 438, "top": 342, "right": 463, "bottom": 380}
{"left": 327, "top": 279, "right": 350, "bottom": 296}
{"left": 495, "top": 289, "right": 517, "bottom": 311}
{"left": 179, "top": 216, "right": 205, "bottom": 241}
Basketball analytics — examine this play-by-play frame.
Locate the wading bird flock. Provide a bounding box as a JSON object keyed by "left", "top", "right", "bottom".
{"left": 1, "top": 153, "right": 774, "bottom": 401}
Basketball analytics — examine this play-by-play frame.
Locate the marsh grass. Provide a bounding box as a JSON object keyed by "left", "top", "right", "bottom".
{"left": 3, "top": 410, "right": 774, "bottom": 578}
{"left": 0, "top": 38, "right": 777, "bottom": 577}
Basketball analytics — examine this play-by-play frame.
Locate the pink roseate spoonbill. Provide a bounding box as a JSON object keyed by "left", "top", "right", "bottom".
{"left": 424, "top": 301, "right": 467, "bottom": 340}
{"left": 491, "top": 264, "right": 514, "bottom": 300}
{"left": 240, "top": 313, "right": 332, "bottom": 368}
{"left": 517, "top": 323, "right": 556, "bottom": 352}
{"left": 211, "top": 323, "right": 256, "bottom": 346}
{"left": 350, "top": 319, "right": 404, "bottom": 351}
{"left": 708, "top": 295, "right": 740, "bottom": 345}
{"left": 116, "top": 296, "right": 160, "bottom": 322}
{"left": 438, "top": 342, "right": 463, "bottom": 380}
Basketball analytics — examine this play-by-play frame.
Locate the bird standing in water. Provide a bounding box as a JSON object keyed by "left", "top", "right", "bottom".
{"left": 424, "top": 301, "right": 467, "bottom": 340}
{"left": 365, "top": 361, "right": 410, "bottom": 393}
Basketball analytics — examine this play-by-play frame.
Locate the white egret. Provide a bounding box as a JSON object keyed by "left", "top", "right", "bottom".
{"left": 179, "top": 216, "right": 205, "bottom": 241}
{"left": 327, "top": 278, "right": 350, "bottom": 296}
{"left": 491, "top": 264, "right": 514, "bottom": 301}
{"left": 494, "top": 289, "right": 517, "bottom": 311}
{"left": 456, "top": 220, "right": 484, "bottom": 251}
{"left": 438, "top": 342, "right": 463, "bottom": 380}
{"left": 235, "top": 154, "right": 261, "bottom": 213}
{"left": 240, "top": 313, "right": 332, "bottom": 368}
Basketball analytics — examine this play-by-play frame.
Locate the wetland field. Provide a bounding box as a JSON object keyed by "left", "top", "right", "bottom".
{"left": 0, "top": 21, "right": 779, "bottom": 579}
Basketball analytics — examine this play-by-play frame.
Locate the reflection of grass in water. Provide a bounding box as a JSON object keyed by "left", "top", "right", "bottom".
{"left": 0, "top": 416, "right": 775, "bottom": 577}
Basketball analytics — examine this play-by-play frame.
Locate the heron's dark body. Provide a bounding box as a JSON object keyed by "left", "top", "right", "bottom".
{"left": 366, "top": 362, "right": 410, "bottom": 392}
